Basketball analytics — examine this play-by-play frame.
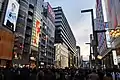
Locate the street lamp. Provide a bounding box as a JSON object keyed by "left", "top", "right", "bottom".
{"left": 81, "top": 9, "right": 107, "bottom": 55}
{"left": 85, "top": 43, "right": 91, "bottom": 45}
{"left": 81, "top": 9, "right": 95, "bottom": 36}
{"left": 81, "top": 9, "right": 98, "bottom": 57}
{"left": 81, "top": 9, "right": 106, "bottom": 68}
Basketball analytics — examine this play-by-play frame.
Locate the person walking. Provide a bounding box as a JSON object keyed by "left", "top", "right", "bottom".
{"left": 87, "top": 69, "right": 100, "bottom": 80}
{"left": 103, "top": 72, "right": 113, "bottom": 80}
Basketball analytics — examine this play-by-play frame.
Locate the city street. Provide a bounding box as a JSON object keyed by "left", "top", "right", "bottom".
{"left": 1, "top": 0, "right": 120, "bottom": 80}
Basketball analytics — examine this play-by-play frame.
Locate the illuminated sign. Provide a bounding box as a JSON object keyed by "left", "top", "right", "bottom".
{"left": 3, "top": 0, "right": 19, "bottom": 31}
{"left": 31, "top": 20, "right": 41, "bottom": 47}
{"left": 105, "top": 22, "right": 112, "bottom": 48}
{"left": 112, "top": 50, "right": 118, "bottom": 65}
{"left": 110, "top": 29, "right": 120, "bottom": 38}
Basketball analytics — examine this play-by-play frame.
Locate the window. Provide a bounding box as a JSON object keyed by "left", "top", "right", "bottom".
{"left": 0, "top": 0, "right": 4, "bottom": 19}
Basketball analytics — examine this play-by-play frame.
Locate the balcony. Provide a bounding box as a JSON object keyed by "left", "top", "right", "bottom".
{"left": 46, "top": 55, "right": 53, "bottom": 59}
{"left": 27, "top": 22, "right": 33, "bottom": 28}
{"left": 41, "top": 49, "right": 45, "bottom": 52}
{"left": 41, "top": 39, "right": 45, "bottom": 43}
{"left": 24, "top": 37, "right": 31, "bottom": 44}
{"left": 23, "top": 48, "right": 29, "bottom": 53}
{"left": 25, "top": 30, "right": 31, "bottom": 36}
{"left": 29, "top": 3, "right": 34, "bottom": 9}
{"left": 28, "top": 8, "right": 34, "bottom": 15}
{"left": 17, "top": 17, "right": 25, "bottom": 25}
{"left": 23, "top": 45, "right": 30, "bottom": 53}
{"left": 27, "top": 15, "right": 33, "bottom": 22}
{"left": 42, "top": 15, "right": 48, "bottom": 24}
{"left": 46, "top": 49, "right": 53, "bottom": 53}
{"left": 41, "top": 42, "right": 46, "bottom": 47}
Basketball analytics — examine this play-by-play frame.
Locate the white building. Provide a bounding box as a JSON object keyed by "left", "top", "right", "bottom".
{"left": 54, "top": 43, "right": 69, "bottom": 68}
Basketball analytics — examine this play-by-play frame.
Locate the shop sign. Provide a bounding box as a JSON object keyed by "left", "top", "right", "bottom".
{"left": 112, "top": 50, "right": 118, "bottom": 65}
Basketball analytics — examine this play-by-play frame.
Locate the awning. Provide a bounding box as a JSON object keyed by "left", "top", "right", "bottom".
{"left": 101, "top": 48, "right": 112, "bottom": 58}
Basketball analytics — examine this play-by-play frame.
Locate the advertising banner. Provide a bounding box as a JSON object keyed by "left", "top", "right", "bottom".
{"left": 96, "top": 0, "right": 107, "bottom": 55}
{"left": 31, "top": 20, "right": 41, "bottom": 47}
{"left": 3, "top": 0, "right": 19, "bottom": 31}
{"left": 47, "top": 3, "right": 55, "bottom": 23}
{"left": 114, "top": 0, "right": 120, "bottom": 27}
{"left": 107, "top": 0, "right": 117, "bottom": 29}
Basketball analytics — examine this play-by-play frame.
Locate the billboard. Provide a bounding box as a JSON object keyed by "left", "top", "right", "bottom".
{"left": 47, "top": 2, "right": 55, "bottom": 23}
{"left": 31, "top": 20, "right": 41, "bottom": 47}
{"left": 114, "top": 0, "right": 120, "bottom": 27}
{"left": 3, "top": 0, "right": 19, "bottom": 31}
{"left": 107, "top": 0, "right": 117, "bottom": 29}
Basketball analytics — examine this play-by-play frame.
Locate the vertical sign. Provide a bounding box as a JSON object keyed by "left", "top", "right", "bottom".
{"left": 32, "top": 20, "right": 40, "bottom": 47}
{"left": 105, "top": 22, "right": 111, "bottom": 48}
{"left": 112, "top": 50, "right": 118, "bottom": 65}
{"left": 114, "top": 0, "right": 120, "bottom": 27}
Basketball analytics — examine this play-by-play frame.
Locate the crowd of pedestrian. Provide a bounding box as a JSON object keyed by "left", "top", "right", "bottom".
{"left": 0, "top": 66, "right": 120, "bottom": 80}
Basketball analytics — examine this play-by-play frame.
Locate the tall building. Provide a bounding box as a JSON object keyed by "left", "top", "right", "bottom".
{"left": 39, "top": 2, "right": 55, "bottom": 67}
{"left": 96, "top": 0, "right": 113, "bottom": 68}
{"left": 13, "top": 0, "right": 43, "bottom": 66}
{"left": 53, "top": 7, "right": 76, "bottom": 67}
{"left": 30, "top": 0, "right": 43, "bottom": 66}
{"left": 54, "top": 43, "right": 68, "bottom": 68}
{"left": 105, "top": 0, "right": 120, "bottom": 67}
{"left": 13, "top": 0, "right": 30, "bottom": 64}
{"left": 0, "top": 0, "right": 19, "bottom": 66}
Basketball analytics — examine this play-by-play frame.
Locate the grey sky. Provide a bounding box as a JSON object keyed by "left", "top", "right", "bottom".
{"left": 45, "top": 0, "right": 96, "bottom": 60}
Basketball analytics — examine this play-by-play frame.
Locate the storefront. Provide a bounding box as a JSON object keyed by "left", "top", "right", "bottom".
{"left": 0, "top": 28, "right": 15, "bottom": 67}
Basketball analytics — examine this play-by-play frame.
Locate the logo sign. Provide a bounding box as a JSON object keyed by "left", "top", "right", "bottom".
{"left": 112, "top": 50, "right": 118, "bottom": 65}
{"left": 3, "top": 0, "right": 19, "bottom": 31}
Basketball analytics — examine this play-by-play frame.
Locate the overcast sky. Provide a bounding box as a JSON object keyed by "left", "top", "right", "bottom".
{"left": 45, "top": 0, "right": 96, "bottom": 60}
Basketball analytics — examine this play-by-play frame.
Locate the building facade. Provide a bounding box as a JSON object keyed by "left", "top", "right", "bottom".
{"left": 13, "top": 0, "right": 31, "bottom": 64}
{"left": 105, "top": 0, "right": 120, "bottom": 67}
{"left": 39, "top": 2, "right": 55, "bottom": 67}
{"left": 0, "top": 0, "right": 19, "bottom": 66}
{"left": 12, "top": 0, "right": 43, "bottom": 66}
{"left": 95, "top": 0, "right": 113, "bottom": 68}
{"left": 76, "top": 46, "right": 81, "bottom": 67}
{"left": 53, "top": 7, "right": 76, "bottom": 67}
{"left": 54, "top": 43, "right": 68, "bottom": 68}
{"left": 30, "top": 0, "right": 43, "bottom": 66}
